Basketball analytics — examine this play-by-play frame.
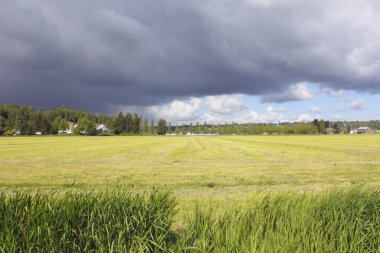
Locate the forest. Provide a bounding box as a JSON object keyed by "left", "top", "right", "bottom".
{"left": 1, "top": 104, "right": 379, "bottom": 136}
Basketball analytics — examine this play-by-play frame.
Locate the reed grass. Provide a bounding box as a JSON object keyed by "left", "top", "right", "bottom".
{"left": 0, "top": 189, "right": 177, "bottom": 252}
{"left": 0, "top": 187, "right": 379, "bottom": 252}
{"left": 174, "top": 187, "right": 380, "bottom": 252}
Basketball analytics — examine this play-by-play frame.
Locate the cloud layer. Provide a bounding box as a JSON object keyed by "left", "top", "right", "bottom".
{"left": 1, "top": 0, "right": 380, "bottom": 112}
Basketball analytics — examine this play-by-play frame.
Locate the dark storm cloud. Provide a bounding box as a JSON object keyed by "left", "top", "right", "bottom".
{"left": 1, "top": 0, "right": 380, "bottom": 113}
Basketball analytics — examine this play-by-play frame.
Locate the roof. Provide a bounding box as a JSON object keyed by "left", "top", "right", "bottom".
{"left": 96, "top": 124, "right": 109, "bottom": 131}
{"left": 358, "top": 127, "right": 371, "bottom": 130}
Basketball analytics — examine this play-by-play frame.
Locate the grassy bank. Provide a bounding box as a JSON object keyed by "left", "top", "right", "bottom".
{"left": 1, "top": 188, "right": 379, "bottom": 252}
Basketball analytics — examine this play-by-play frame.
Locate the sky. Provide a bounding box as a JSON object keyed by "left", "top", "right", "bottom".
{"left": 1, "top": 0, "right": 380, "bottom": 124}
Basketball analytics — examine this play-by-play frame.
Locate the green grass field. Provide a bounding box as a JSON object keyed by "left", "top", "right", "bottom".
{"left": 1, "top": 135, "right": 379, "bottom": 193}
{"left": 1, "top": 135, "right": 379, "bottom": 252}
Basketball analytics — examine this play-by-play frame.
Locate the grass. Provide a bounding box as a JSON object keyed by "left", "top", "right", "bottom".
{"left": 0, "top": 135, "right": 379, "bottom": 251}
{"left": 175, "top": 187, "right": 380, "bottom": 252}
{"left": 0, "top": 188, "right": 379, "bottom": 252}
{"left": 0, "top": 189, "right": 177, "bottom": 252}
{"left": 0, "top": 135, "right": 379, "bottom": 193}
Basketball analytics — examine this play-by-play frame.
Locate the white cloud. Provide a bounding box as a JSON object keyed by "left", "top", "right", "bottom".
{"left": 234, "top": 110, "right": 287, "bottom": 124}
{"left": 202, "top": 113, "right": 227, "bottom": 124}
{"left": 234, "top": 111, "right": 260, "bottom": 123}
{"left": 107, "top": 97, "right": 202, "bottom": 122}
{"left": 296, "top": 113, "right": 315, "bottom": 123}
{"left": 308, "top": 105, "right": 320, "bottom": 113}
{"left": 291, "top": 83, "right": 314, "bottom": 100}
{"left": 205, "top": 95, "right": 245, "bottom": 114}
{"left": 150, "top": 97, "right": 202, "bottom": 122}
{"left": 350, "top": 98, "right": 364, "bottom": 110}
{"left": 335, "top": 98, "right": 365, "bottom": 112}
{"left": 266, "top": 106, "right": 286, "bottom": 113}
{"left": 261, "top": 82, "right": 314, "bottom": 103}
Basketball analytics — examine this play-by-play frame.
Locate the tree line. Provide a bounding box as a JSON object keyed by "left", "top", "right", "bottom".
{"left": 1, "top": 104, "right": 378, "bottom": 136}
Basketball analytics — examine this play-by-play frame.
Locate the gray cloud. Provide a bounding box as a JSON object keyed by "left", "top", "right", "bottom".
{"left": 1, "top": 0, "right": 380, "bottom": 113}
{"left": 261, "top": 83, "right": 314, "bottom": 103}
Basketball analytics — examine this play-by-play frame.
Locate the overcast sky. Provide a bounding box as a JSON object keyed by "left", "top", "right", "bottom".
{"left": 1, "top": 0, "right": 380, "bottom": 123}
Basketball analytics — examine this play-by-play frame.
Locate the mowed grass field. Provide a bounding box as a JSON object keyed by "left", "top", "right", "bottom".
{"left": 0, "top": 135, "right": 379, "bottom": 193}
{"left": 1, "top": 135, "right": 380, "bottom": 252}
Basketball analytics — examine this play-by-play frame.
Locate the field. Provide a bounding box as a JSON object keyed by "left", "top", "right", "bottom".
{"left": 1, "top": 135, "right": 380, "bottom": 252}
{"left": 1, "top": 135, "right": 380, "bottom": 193}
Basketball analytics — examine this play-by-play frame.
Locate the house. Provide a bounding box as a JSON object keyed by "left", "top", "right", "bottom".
{"left": 96, "top": 124, "right": 110, "bottom": 132}
{"left": 35, "top": 131, "right": 42, "bottom": 135}
{"left": 325, "top": 127, "right": 337, "bottom": 134}
{"left": 350, "top": 129, "right": 358, "bottom": 134}
{"left": 357, "top": 127, "right": 374, "bottom": 134}
{"left": 58, "top": 122, "right": 75, "bottom": 134}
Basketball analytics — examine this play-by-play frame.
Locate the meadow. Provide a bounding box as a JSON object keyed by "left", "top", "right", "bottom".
{"left": 0, "top": 135, "right": 379, "bottom": 252}
{"left": 1, "top": 135, "right": 379, "bottom": 192}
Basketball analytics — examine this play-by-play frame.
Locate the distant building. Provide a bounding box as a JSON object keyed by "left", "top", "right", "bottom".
{"left": 325, "top": 128, "right": 337, "bottom": 134}
{"left": 59, "top": 122, "right": 75, "bottom": 134}
{"left": 96, "top": 124, "right": 110, "bottom": 132}
{"left": 35, "top": 131, "right": 42, "bottom": 135}
{"left": 357, "top": 127, "right": 374, "bottom": 134}
{"left": 350, "top": 129, "right": 358, "bottom": 134}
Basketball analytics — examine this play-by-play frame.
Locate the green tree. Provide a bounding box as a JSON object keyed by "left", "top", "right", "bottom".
{"left": 0, "top": 116, "right": 5, "bottom": 135}
{"left": 51, "top": 116, "right": 69, "bottom": 134}
{"left": 182, "top": 123, "right": 186, "bottom": 135}
{"left": 189, "top": 123, "right": 193, "bottom": 134}
{"left": 143, "top": 117, "right": 149, "bottom": 134}
{"left": 132, "top": 113, "right": 141, "bottom": 133}
{"left": 125, "top": 113, "right": 133, "bottom": 133}
{"left": 157, "top": 119, "right": 167, "bottom": 135}
{"left": 150, "top": 120, "right": 155, "bottom": 135}
{"left": 74, "top": 117, "right": 96, "bottom": 136}
{"left": 113, "top": 112, "right": 126, "bottom": 134}
{"left": 168, "top": 122, "right": 172, "bottom": 135}
{"left": 318, "top": 120, "right": 326, "bottom": 134}
{"left": 175, "top": 123, "right": 179, "bottom": 135}
{"left": 203, "top": 122, "right": 208, "bottom": 134}
{"left": 217, "top": 124, "right": 222, "bottom": 135}
{"left": 210, "top": 124, "right": 215, "bottom": 134}
{"left": 196, "top": 121, "right": 201, "bottom": 134}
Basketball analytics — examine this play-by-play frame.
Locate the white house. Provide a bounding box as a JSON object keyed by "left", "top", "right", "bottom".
{"left": 96, "top": 124, "right": 110, "bottom": 132}
{"left": 350, "top": 129, "right": 358, "bottom": 134}
{"left": 35, "top": 131, "right": 42, "bottom": 135}
{"left": 59, "top": 122, "right": 75, "bottom": 134}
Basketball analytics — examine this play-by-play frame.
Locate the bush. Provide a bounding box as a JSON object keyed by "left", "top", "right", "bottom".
{"left": 97, "top": 131, "right": 114, "bottom": 136}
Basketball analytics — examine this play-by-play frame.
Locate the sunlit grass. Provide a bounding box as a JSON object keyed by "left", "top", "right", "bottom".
{"left": 0, "top": 135, "right": 379, "bottom": 193}
{"left": 0, "top": 188, "right": 378, "bottom": 252}
{"left": 1, "top": 136, "right": 379, "bottom": 251}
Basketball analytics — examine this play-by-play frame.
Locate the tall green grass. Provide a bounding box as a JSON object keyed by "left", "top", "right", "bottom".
{"left": 174, "top": 188, "right": 380, "bottom": 252}
{"left": 0, "top": 188, "right": 379, "bottom": 252}
{"left": 0, "top": 190, "right": 177, "bottom": 252}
